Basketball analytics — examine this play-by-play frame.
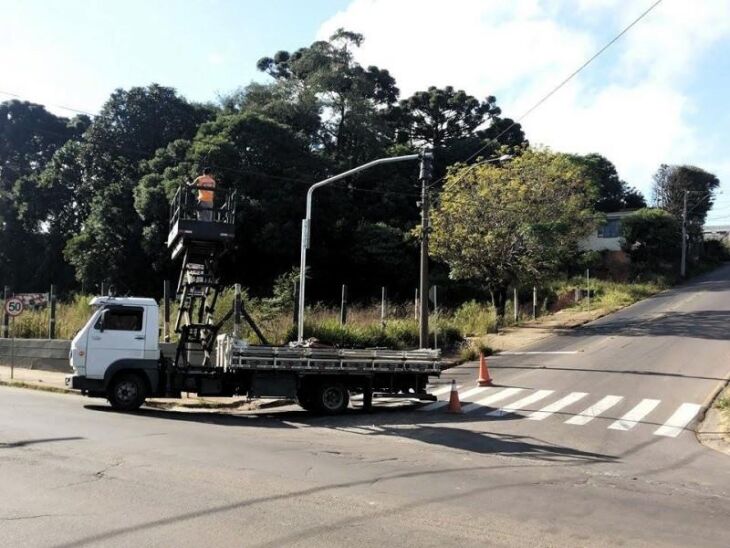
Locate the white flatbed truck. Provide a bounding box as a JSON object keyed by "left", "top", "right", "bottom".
{"left": 65, "top": 296, "right": 441, "bottom": 413}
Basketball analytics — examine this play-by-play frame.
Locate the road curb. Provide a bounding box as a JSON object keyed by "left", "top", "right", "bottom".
{"left": 0, "top": 379, "right": 73, "bottom": 394}
{"left": 696, "top": 368, "right": 730, "bottom": 427}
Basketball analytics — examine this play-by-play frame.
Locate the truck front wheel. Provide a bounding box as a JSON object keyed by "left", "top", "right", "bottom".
{"left": 315, "top": 381, "right": 349, "bottom": 414}
{"left": 108, "top": 373, "right": 147, "bottom": 412}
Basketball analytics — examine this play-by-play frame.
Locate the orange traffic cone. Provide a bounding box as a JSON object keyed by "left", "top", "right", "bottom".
{"left": 446, "top": 379, "right": 462, "bottom": 413}
{"left": 477, "top": 352, "right": 493, "bottom": 387}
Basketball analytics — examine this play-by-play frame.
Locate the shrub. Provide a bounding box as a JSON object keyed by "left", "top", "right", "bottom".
{"left": 451, "top": 300, "right": 497, "bottom": 336}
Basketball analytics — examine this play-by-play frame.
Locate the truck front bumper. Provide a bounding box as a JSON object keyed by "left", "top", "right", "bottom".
{"left": 65, "top": 375, "right": 105, "bottom": 394}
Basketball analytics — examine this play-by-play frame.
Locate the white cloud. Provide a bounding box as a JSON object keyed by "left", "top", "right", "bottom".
{"left": 318, "top": 0, "right": 730, "bottom": 208}
{"left": 208, "top": 52, "right": 225, "bottom": 65}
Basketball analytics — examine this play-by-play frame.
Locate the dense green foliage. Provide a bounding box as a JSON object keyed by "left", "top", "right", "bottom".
{"left": 430, "top": 148, "right": 600, "bottom": 314}
{"left": 620, "top": 208, "right": 681, "bottom": 275}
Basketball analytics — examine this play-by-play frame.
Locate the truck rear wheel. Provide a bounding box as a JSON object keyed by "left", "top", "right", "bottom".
{"left": 108, "top": 373, "right": 147, "bottom": 412}
{"left": 315, "top": 381, "right": 349, "bottom": 414}
{"left": 297, "top": 388, "right": 318, "bottom": 412}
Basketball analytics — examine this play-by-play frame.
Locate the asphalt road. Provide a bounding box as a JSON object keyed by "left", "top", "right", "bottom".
{"left": 2, "top": 267, "right": 730, "bottom": 547}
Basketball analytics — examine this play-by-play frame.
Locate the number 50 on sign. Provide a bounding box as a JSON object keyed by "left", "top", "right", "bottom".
{"left": 5, "top": 298, "right": 23, "bottom": 317}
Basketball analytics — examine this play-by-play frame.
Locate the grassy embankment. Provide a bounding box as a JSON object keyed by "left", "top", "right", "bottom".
{"left": 8, "top": 277, "right": 665, "bottom": 358}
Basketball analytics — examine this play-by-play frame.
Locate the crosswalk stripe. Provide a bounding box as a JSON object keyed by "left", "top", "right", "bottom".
{"left": 486, "top": 390, "right": 555, "bottom": 417}
{"left": 459, "top": 386, "right": 489, "bottom": 401}
{"left": 418, "top": 386, "right": 488, "bottom": 412}
{"left": 429, "top": 384, "right": 455, "bottom": 397}
{"left": 653, "top": 403, "right": 702, "bottom": 438}
{"left": 608, "top": 399, "right": 661, "bottom": 431}
{"left": 461, "top": 387, "right": 524, "bottom": 414}
{"left": 565, "top": 395, "right": 623, "bottom": 425}
{"left": 527, "top": 392, "right": 588, "bottom": 421}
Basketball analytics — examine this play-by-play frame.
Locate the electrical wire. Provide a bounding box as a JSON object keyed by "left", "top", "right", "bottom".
{"left": 429, "top": 0, "right": 665, "bottom": 191}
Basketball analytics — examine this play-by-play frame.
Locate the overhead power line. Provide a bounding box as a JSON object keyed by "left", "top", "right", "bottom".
{"left": 0, "top": 89, "right": 97, "bottom": 118}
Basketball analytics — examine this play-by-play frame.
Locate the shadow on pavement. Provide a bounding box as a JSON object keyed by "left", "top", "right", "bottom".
{"left": 488, "top": 363, "right": 726, "bottom": 382}
{"left": 83, "top": 405, "right": 298, "bottom": 429}
{"left": 561, "top": 310, "right": 730, "bottom": 341}
{"left": 0, "top": 436, "right": 84, "bottom": 448}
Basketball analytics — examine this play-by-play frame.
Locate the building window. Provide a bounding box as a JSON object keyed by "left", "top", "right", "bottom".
{"left": 598, "top": 218, "right": 620, "bottom": 238}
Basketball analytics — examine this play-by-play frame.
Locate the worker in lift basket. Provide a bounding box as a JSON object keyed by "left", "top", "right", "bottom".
{"left": 188, "top": 167, "right": 216, "bottom": 221}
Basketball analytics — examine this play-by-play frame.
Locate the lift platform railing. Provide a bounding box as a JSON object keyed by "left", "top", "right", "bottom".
{"left": 169, "top": 184, "right": 237, "bottom": 230}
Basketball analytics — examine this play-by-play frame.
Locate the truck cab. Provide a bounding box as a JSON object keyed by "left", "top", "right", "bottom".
{"left": 66, "top": 297, "right": 162, "bottom": 410}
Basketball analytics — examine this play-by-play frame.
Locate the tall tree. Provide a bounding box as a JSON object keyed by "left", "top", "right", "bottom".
{"left": 652, "top": 164, "right": 720, "bottom": 228}
{"left": 430, "top": 148, "right": 598, "bottom": 316}
{"left": 0, "top": 100, "right": 85, "bottom": 290}
{"left": 399, "top": 87, "right": 501, "bottom": 149}
{"left": 257, "top": 28, "right": 399, "bottom": 166}
{"left": 398, "top": 86, "right": 525, "bottom": 180}
{"left": 570, "top": 153, "right": 646, "bottom": 212}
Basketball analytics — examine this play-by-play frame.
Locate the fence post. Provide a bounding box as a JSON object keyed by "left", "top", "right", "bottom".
{"left": 532, "top": 286, "right": 537, "bottom": 320}
{"left": 10, "top": 320, "right": 15, "bottom": 380}
{"left": 513, "top": 288, "right": 518, "bottom": 324}
{"left": 431, "top": 285, "right": 438, "bottom": 349}
{"left": 586, "top": 269, "right": 591, "bottom": 312}
{"left": 380, "top": 286, "right": 387, "bottom": 328}
{"left": 100, "top": 282, "right": 106, "bottom": 297}
{"left": 163, "top": 280, "right": 171, "bottom": 342}
{"left": 414, "top": 288, "right": 419, "bottom": 321}
{"left": 234, "top": 283, "right": 242, "bottom": 338}
{"left": 339, "top": 284, "right": 348, "bottom": 326}
{"left": 48, "top": 284, "right": 56, "bottom": 339}
{"left": 2, "top": 286, "right": 9, "bottom": 339}
{"left": 292, "top": 279, "right": 299, "bottom": 328}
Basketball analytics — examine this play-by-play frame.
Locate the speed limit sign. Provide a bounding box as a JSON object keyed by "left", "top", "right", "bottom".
{"left": 5, "top": 298, "right": 23, "bottom": 317}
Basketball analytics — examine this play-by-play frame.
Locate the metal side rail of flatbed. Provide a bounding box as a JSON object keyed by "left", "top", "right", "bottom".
{"left": 216, "top": 335, "right": 441, "bottom": 374}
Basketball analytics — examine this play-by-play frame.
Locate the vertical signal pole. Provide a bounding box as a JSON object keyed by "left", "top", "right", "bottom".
{"left": 418, "top": 149, "right": 433, "bottom": 349}
{"left": 680, "top": 190, "right": 688, "bottom": 278}
{"left": 163, "top": 280, "right": 171, "bottom": 342}
{"left": 2, "top": 286, "right": 9, "bottom": 338}
{"left": 48, "top": 284, "right": 56, "bottom": 339}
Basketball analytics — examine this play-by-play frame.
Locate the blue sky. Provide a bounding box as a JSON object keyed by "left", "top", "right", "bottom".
{"left": 2, "top": 0, "right": 729, "bottom": 222}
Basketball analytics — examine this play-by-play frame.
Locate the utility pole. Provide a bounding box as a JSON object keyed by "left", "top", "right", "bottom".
{"left": 681, "top": 190, "right": 688, "bottom": 278}
{"left": 418, "top": 149, "right": 434, "bottom": 349}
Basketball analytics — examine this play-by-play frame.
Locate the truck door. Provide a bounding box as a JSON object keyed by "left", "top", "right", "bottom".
{"left": 85, "top": 306, "right": 146, "bottom": 379}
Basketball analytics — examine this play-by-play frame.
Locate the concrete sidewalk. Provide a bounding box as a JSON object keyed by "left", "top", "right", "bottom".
{"left": 475, "top": 306, "right": 614, "bottom": 353}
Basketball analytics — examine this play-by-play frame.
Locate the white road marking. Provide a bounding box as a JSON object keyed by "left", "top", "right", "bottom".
{"left": 459, "top": 387, "right": 490, "bottom": 401}
{"left": 608, "top": 399, "right": 661, "bottom": 431}
{"left": 429, "top": 384, "right": 455, "bottom": 397}
{"left": 461, "top": 388, "right": 524, "bottom": 414}
{"left": 653, "top": 403, "right": 702, "bottom": 438}
{"left": 486, "top": 390, "right": 555, "bottom": 417}
{"left": 417, "top": 386, "right": 487, "bottom": 412}
{"left": 528, "top": 392, "right": 588, "bottom": 421}
{"left": 565, "top": 395, "right": 623, "bottom": 425}
{"left": 496, "top": 351, "right": 579, "bottom": 356}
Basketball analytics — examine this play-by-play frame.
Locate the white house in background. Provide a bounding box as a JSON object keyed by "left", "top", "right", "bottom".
{"left": 703, "top": 225, "right": 730, "bottom": 242}
{"left": 580, "top": 211, "right": 637, "bottom": 252}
